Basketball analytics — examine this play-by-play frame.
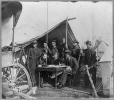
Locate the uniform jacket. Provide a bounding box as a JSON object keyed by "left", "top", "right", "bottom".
{"left": 84, "top": 48, "right": 97, "bottom": 67}
{"left": 42, "top": 47, "right": 51, "bottom": 55}
{"left": 51, "top": 46, "right": 59, "bottom": 57}
{"left": 65, "top": 56, "right": 79, "bottom": 73}
{"left": 42, "top": 47, "right": 51, "bottom": 58}
{"left": 59, "top": 43, "right": 67, "bottom": 57}
{"left": 28, "top": 47, "right": 42, "bottom": 73}
{"left": 71, "top": 46, "right": 80, "bottom": 61}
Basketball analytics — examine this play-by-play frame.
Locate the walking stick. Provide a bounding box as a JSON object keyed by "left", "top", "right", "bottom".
{"left": 85, "top": 65, "right": 99, "bottom": 98}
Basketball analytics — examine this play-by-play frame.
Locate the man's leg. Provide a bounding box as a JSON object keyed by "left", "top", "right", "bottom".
{"left": 40, "top": 72, "right": 44, "bottom": 88}
{"left": 58, "top": 67, "right": 72, "bottom": 87}
{"left": 91, "top": 68, "right": 96, "bottom": 87}
{"left": 60, "top": 69, "right": 68, "bottom": 85}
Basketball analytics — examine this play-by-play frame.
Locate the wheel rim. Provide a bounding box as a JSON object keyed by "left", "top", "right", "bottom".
{"left": 2, "top": 63, "right": 32, "bottom": 98}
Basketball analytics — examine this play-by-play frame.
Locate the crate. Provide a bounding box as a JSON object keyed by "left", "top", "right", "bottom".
{"left": 2, "top": 51, "right": 13, "bottom": 67}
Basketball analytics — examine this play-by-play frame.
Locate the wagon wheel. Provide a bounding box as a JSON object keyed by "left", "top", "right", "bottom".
{"left": 2, "top": 63, "right": 32, "bottom": 98}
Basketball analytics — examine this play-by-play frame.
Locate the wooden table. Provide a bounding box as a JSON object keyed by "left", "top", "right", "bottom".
{"left": 37, "top": 65, "right": 67, "bottom": 88}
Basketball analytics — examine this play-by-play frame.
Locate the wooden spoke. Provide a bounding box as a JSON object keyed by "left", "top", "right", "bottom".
{"left": 15, "top": 73, "right": 26, "bottom": 81}
{"left": 2, "top": 63, "right": 32, "bottom": 98}
{"left": 14, "top": 67, "right": 21, "bottom": 81}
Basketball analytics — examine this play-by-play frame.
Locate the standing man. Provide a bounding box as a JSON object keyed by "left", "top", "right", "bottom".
{"left": 51, "top": 40, "right": 59, "bottom": 65}
{"left": 71, "top": 41, "right": 84, "bottom": 86}
{"left": 59, "top": 38, "right": 67, "bottom": 58}
{"left": 71, "top": 41, "right": 80, "bottom": 61}
{"left": 42, "top": 42, "right": 51, "bottom": 64}
{"left": 57, "top": 49, "right": 79, "bottom": 88}
{"left": 27, "top": 40, "right": 42, "bottom": 86}
{"left": 83, "top": 40, "right": 97, "bottom": 88}
{"left": 59, "top": 38, "right": 70, "bottom": 64}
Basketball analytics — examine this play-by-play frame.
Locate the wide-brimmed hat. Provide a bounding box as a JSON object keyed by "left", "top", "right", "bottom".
{"left": 86, "top": 40, "right": 91, "bottom": 45}
{"left": 52, "top": 40, "right": 56, "bottom": 43}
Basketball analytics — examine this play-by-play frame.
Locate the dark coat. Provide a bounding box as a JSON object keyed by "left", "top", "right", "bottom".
{"left": 59, "top": 43, "right": 67, "bottom": 57}
{"left": 42, "top": 47, "right": 51, "bottom": 55}
{"left": 71, "top": 46, "right": 80, "bottom": 61}
{"left": 65, "top": 57, "right": 79, "bottom": 73}
{"left": 84, "top": 48, "right": 97, "bottom": 67}
{"left": 83, "top": 48, "right": 97, "bottom": 87}
{"left": 41, "top": 47, "right": 51, "bottom": 64}
{"left": 59, "top": 43, "right": 71, "bottom": 57}
{"left": 28, "top": 47, "right": 41, "bottom": 74}
{"left": 51, "top": 46, "right": 59, "bottom": 56}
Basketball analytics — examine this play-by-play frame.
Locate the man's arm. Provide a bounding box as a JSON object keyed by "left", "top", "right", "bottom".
{"left": 91, "top": 50, "right": 97, "bottom": 64}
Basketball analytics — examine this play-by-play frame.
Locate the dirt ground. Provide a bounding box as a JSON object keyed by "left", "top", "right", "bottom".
{"left": 29, "top": 83, "right": 94, "bottom": 98}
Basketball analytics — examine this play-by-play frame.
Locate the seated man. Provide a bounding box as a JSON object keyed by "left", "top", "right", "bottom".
{"left": 57, "top": 49, "right": 79, "bottom": 88}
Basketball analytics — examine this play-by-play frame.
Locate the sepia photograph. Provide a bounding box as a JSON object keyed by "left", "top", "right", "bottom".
{"left": 1, "top": 0, "right": 113, "bottom": 99}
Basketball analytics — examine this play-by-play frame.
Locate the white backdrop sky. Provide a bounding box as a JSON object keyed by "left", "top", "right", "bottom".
{"left": 2, "top": 1, "right": 113, "bottom": 48}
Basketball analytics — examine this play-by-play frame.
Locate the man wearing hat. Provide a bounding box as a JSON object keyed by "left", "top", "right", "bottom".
{"left": 27, "top": 40, "right": 42, "bottom": 87}
{"left": 71, "top": 41, "right": 85, "bottom": 86}
{"left": 57, "top": 49, "right": 79, "bottom": 88}
{"left": 83, "top": 40, "right": 97, "bottom": 88}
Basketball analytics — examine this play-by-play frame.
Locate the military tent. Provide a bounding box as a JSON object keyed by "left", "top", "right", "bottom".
{"left": 2, "top": 2, "right": 77, "bottom": 49}
{"left": 93, "top": 40, "right": 108, "bottom": 60}
{"left": 1, "top": 1, "right": 77, "bottom": 64}
{"left": 93, "top": 40, "right": 108, "bottom": 78}
{"left": 99, "top": 42, "right": 113, "bottom": 97}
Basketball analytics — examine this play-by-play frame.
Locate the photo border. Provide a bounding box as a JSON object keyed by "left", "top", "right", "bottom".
{"left": 0, "top": 0, "right": 113, "bottom": 99}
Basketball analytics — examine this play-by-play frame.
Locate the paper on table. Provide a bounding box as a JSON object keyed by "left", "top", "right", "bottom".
{"left": 47, "top": 65, "right": 68, "bottom": 68}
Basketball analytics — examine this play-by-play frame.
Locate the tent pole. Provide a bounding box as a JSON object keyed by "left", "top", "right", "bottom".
{"left": 46, "top": 1, "right": 48, "bottom": 65}
{"left": 66, "top": 17, "right": 68, "bottom": 49}
{"left": 12, "top": 15, "right": 15, "bottom": 63}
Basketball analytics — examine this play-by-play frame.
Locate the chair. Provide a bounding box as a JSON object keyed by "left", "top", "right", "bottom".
{"left": 67, "top": 72, "right": 77, "bottom": 87}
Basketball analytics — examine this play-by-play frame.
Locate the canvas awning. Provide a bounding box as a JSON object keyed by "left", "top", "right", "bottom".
{"left": 14, "top": 19, "right": 78, "bottom": 52}
{"left": 2, "top": 2, "right": 77, "bottom": 52}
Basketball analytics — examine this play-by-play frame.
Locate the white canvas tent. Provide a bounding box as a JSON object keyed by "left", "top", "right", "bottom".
{"left": 99, "top": 42, "right": 113, "bottom": 97}
{"left": 93, "top": 40, "right": 108, "bottom": 78}
{"left": 93, "top": 40, "right": 108, "bottom": 59}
